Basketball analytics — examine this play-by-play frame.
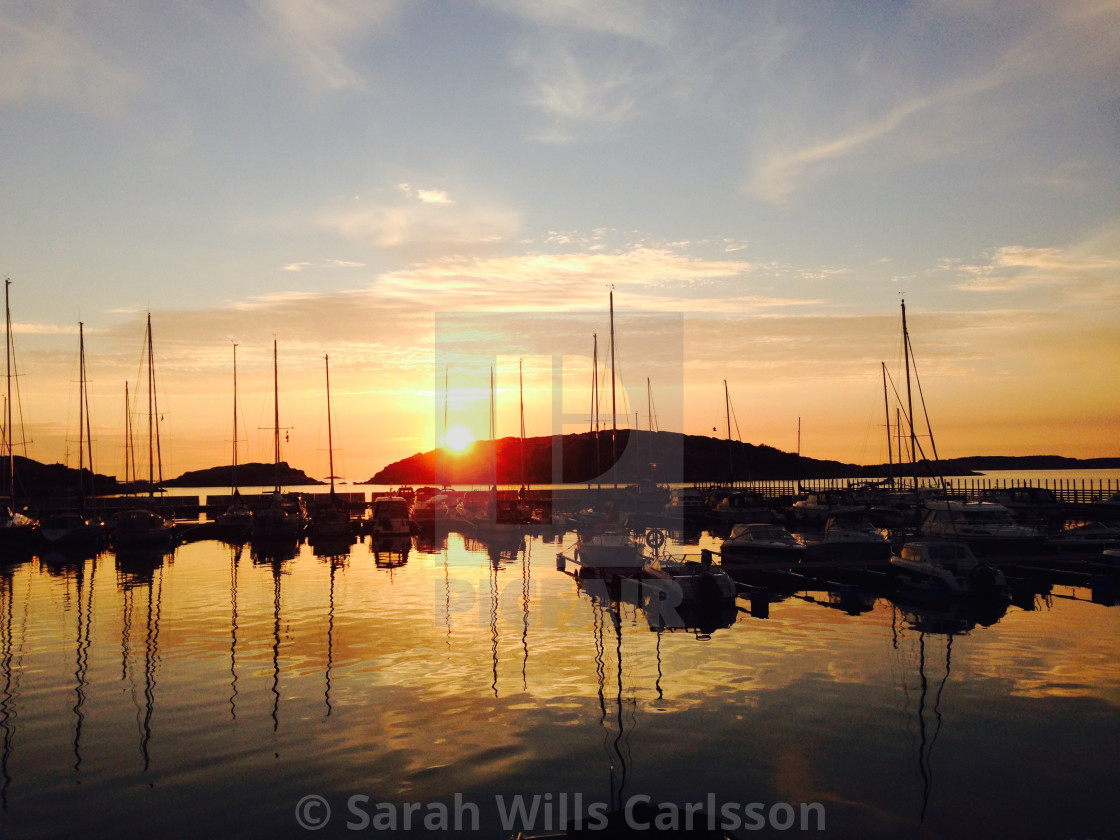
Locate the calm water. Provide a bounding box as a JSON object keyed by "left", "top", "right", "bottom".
{"left": 0, "top": 524, "right": 1117, "bottom": 839}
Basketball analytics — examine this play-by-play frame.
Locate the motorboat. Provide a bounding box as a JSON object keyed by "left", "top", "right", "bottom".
{"left": 798, "top": 514, "right": 891, "bottom": 563}
{"left": 412, "top": 492, "right": 455, "bottom": 530}
{"left": 890, "top": 539, "right": 1008, "bottom": 599}
{"left": 1045, "top": 521, "right": 1120, "bottom": 553}
{"left": 788, "top": 490, "right": 865, "bottom": 529}
{"left": 980, "top": 486, "right": 1065, "bottom": 531}
{"left": 919, "top": 499, "right": 1041, "bottom": 554}
{"left": 365, "top": 496, "right": 413, "bottom": 537}
{"left": 719, "top": 523, "right": 806, "bottom": 565}
{"left": 644, "top": 553, "right": 737, "bottom": 603}
{"left": 574, "top": 525, "right": 646, "bottom": 571}
{"left": 707, "top": 489, "right": 775, "bottom": 525}
{"left": 663, "top": 487, "right": 709, "bottom": 523}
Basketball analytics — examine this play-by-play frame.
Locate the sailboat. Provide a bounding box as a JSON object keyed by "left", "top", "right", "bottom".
{"left": 470, "top": 366, "right": 530, "bottom": 545}
{"left": 40, "top": 322, "right": 109, "bottom": 551}
{"left": 575, "top": 289, "right": 645, "bottom": 571}
{"left": 251, "top": 340, "right": 305, "bottom": 541}
{"left": 0, "top": 279, "right": 39, "bottom": 552}
{"left": 308, "top": 353, "right": 353, "bottom": 546}
{"left": 112, "top": 313, "right": 174, "bottom": 552}
{"left": 214, "top": 342, "right": 252, "bottom": 541}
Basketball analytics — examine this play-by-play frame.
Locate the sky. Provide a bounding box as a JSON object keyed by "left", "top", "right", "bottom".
{"left": 1, "top": 0, "right": 1118, "bottom": 483}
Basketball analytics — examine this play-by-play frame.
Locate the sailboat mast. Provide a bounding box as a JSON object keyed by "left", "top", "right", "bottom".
{"left": 519, "top": 358, "right": 526, "bottom": 492}
{"left": 795, "top": 416, "right": 801, "bottom": 489}
{"left": 78, "top": 322, "right": 88, "bottom": 503}
{"left": 5, "top": 279, "right": 12, "bottom": 502}
{"left": 440, "top": 365, "right": 448, "bottom": 488}
{"left": 146, "top": 314, "right": 154, "bottom": 494}
{"left": 901, "top": 299, "right": 917, "bottom": 487}
{"left": 144, "top": 313, "right": 164, "bottom": 496}
{"left": 489, "top": 366, "right": 496, "bottom": 492}
{"left": 272, "top": 340, "right": 280, "bottom": 494}
{"left": 591, "top": 333, "right": 600, "bottom": 488}
{"left": 231, "top": 342, "right": 239, "bottom": 495}
{"left": 724, "top": 379, "right": 733, "bottom": 485}
{"left": 881, "top": 361, "right": 893, "bottom": 483}
{"left": 124, "top": 382, "right": 133, "bottom": 488}
{"left": 646, "top": 377, "right": 653, "bottom": 480}
{"left": 325, "top": 354, "right": 335, "bottom": 497}
{"left": 608, "top": 289, "right": 617, "bottom": 476}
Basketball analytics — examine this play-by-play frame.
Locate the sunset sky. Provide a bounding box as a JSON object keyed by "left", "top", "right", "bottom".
{"left": 2, "top": 1, "right": 1118, "bottom": 483}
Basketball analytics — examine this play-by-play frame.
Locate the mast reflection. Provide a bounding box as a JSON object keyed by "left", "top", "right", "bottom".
{"left": 252, "top": 540, "right": 295, "bottom": 733}
{"left": 0, "top": 562, "right": 26, "bottom": 809}
{"left": 889, "top": 592, "right": 1009, "bottom": 825}
{"left": 229, "top": 543, "right": 243, "bottom": 720}
{"left": 72, "top": 556, "right": 95, "bottom": 774}
{"left": 321, "top": 553, "right": 346, "bottom": 717}
{"left": 116, "top": 547, "right": 168, "bottom": 773}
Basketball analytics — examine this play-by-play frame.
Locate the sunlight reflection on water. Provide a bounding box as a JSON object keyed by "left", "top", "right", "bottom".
{"left": 0, "top": 526, "right": 1117, "bottom": 839}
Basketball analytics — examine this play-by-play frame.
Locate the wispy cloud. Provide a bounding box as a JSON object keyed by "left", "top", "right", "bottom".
{"left": 0, "top": 9, "right": 137, "bottom": 110}
{"left": 744, "top": 1, "right": 1120, "bottom": 204}
{"left": 951, "top": 229, "right": 1120, "bottom": 298}
{"left": 374, "top": 246, "right": 781, "bottom": 313}
{"left": 283, "top": 259, "right": 365, "bottom": 272}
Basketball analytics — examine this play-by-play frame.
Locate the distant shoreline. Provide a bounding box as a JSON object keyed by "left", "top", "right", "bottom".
{"left": 12, "top": 443, "right": 1118, "bottom": 494}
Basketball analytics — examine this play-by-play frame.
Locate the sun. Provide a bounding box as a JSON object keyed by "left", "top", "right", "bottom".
{"left": 445, "top": 424, "right": 475, "bottom": 453}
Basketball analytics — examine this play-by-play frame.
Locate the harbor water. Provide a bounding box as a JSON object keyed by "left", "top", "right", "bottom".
{"left": 0, "top": 489, "right": 1117, "bottom": 838}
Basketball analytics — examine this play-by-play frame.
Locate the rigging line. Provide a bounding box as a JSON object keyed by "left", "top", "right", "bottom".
{"left": 727, "top": 387, "right": 743, "bottom": 442}
{"left": 882, "top": 365, "right": 940, "bottom": 472}
{"left": 905, "top": 332, "right": 945, "bottom": 482}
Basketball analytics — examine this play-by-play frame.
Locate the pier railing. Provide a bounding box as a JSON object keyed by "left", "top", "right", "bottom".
{"left": 707, "top": 476, "right": 1119, "bottom": 505}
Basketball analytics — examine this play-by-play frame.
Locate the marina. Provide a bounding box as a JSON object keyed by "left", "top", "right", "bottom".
{"left": 0, "top": 474, "right": 1117, "bottom": 839}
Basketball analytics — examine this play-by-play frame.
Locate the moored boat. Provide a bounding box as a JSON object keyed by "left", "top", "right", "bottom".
{"left": 798, "top": 514, "right": 892, "bottom": 564}
{"left": 719, "top": 522, "right": 806, "bottom": 566}
{"left": 365, "top": 495, "right": 413, "bottom": 537}
{"left": 574, "top": 525, "right": 646, "bottom": 571}
{"left": 112, "top": 508, "right": 174, "bottom": 552}
{"left": 40, "top": 511, "right": 108, "bottom": 552}
{"left": 890, "top": 539, "right": 1008, "bottom": 599}
{"left": 919, "top": 499, "right": 1041, "bottom": 555}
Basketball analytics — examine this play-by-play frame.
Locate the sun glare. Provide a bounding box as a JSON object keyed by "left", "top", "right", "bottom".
{"left": 445, "top": 425, "right": 475, "bottom": 452}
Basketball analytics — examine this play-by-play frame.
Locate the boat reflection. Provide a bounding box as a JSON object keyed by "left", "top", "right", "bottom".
{"left": 369, "top": 534, "right": 411, "bottom": 568}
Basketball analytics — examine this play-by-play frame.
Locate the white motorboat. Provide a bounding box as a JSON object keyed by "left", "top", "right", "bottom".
{"left": 890, "top": 539, "right": 1008, "bottom": 598}
{"left": 644, "top": 554, "right": 737, "bottom": 603}
{"left": 365, "top": 496, "right": 413, "bottom": 537}
{"left": 919, "top": 499, "right": 1041, "bottom": 554}
{"left": 799, "top": 515, "right": 891, "bottom": 563}
{"left": 574, "top": 526, "right": 646, "bottom": 571}
{"left": 719, "top": 523, "right": 806, "bottom": 565}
